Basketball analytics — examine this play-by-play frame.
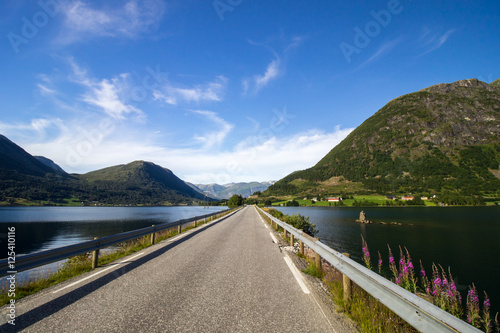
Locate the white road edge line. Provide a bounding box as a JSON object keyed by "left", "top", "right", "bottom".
{"left": 269, "top": 232, "right": 278, "bottom": 244}
{"left": 53, "top": 252, "right": 146, "bottom": 294}
{"left": 283, "top": 256, "right": 310, "bottom": 294}
{"left": 167, "top": 234, "right": 184, "bottom": 243}
{"left": 309, "top": 290, "right": 336, "bottom": 332}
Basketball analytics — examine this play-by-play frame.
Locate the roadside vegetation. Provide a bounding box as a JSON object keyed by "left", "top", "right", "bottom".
{"left": 264, "top": 208, "right": 317, "bottom": 237}
{"left": 258, "top": 206, "right": 500, "bottom": 332}
{"left": 352, "top": 240, "right": 500, "bottom": 332}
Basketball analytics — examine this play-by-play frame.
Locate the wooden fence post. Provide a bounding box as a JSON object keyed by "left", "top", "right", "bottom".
{"left": 92, "top": 237, "right": 99, "bottom": 269}
{"left": 299, "top": 241, "right": 304, "bottom": 255}
{"left": 315, "top": 252, "right": 322, "bottom": 275}
{"left": 150, "top": 225, "right": 156, "bottom": 245}
{"left": 315, "top": 238, "right": 322, "bottom": 275}
{"left": 290, "top": 233, "right": 294, "bottom": 246}
{"left": 343, "top": 253, "right": 352, "bottom": 302}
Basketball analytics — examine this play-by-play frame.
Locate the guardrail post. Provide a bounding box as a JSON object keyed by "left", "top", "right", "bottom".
{"left": 92, "top": 237, "right": 99, "bottom": 269}
{"left": 178, "top": 223, "right": 182, "bottom": 234}
{"left": 194, "top": 219, "right": 198, "bottom": 227}
{"left": 315, "top": 252, "right": 322, "bottom": 275}
{"left": 343, "top": 253, "right": 352, "bottom": 303}
{"left": 290, "top": 233, "right": 294, "bottom": 246}
{"left": 314, "top": 238, "right": 322, "bottom": 275}
{"left": 284, "top": 229, "right": 287, "bottom": 239}
{"left": 299, "top": 241, "right": 304, "bottom": 255}
{"left": 150, "top": 225, "right": 156, "bottom": 245}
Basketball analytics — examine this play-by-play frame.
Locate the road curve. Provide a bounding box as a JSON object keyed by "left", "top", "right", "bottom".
{"left": 1, "top": 206, "right": 355, "bottom": 332}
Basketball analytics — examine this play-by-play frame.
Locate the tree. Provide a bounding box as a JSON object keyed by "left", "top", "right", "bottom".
{"left": 228, "top": 194, "right": 243, "bottom": 208}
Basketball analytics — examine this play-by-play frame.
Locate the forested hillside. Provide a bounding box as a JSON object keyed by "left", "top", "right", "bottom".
{"left": 267, "top": 79, "right": 500, "bottom": 196}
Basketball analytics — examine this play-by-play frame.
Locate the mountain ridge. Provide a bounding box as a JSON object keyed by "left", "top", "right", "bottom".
{"left": 0, "top": 136, "right": 208, "bottom": 205}
{"left": 266, "top": 78, "right": 500, "bottom": 196}
{"left": 193, "top": 181, "right": 275, "bottom": 199}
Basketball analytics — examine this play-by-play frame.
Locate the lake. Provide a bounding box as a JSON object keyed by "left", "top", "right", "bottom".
{"left": 0, "top": 206, "right": 228, "bottom": 256}
{"left": 274, "top": 206, "right": 500, "bottom": 316}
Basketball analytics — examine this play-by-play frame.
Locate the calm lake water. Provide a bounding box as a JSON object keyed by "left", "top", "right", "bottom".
{"left": 0, "top": 206, "right": 228, "bottom": 255}
{"left": 275, "top": 206, "right": 500, "bottom": 315}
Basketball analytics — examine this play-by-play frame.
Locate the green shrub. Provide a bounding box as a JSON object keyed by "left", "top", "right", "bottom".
{"left": 283, "top": 213, "right": 317, "bottom": 237}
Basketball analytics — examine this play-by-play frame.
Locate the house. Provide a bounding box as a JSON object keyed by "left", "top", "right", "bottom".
{"left": 401, "top": 196, "right": 414, "bottom": 201}
{"left": 327, "top": 197, "right": 341, "bottom": 202}
{"left": 386, "top": 195, "right": 397, "bottom": 200}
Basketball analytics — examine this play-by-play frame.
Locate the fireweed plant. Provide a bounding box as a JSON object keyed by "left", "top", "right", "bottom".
{"left": 362, "top": 238, "right": 498, "bottom": 331}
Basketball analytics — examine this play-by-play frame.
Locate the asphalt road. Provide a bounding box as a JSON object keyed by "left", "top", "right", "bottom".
{"left": 1, "top": 206, "right": 356, "bottom": 332}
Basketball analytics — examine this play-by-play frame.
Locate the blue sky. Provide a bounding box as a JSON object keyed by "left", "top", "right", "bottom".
{"left": 0, "top": 0, "right": 498, "bottom": 184}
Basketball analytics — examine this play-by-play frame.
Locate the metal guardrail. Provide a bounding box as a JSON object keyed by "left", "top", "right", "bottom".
{"left": 0, "top": 207, "right": 238, "bottom": 277}
{"left": 256, "top": 206, "right": 482, "bottom": 333}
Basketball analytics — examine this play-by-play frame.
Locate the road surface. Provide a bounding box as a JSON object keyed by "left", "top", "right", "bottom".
{"left": 1, "top": 206, "right": 356, "bottom": 332}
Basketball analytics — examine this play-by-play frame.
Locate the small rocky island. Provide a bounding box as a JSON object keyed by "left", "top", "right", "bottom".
{"left": 356, "top": 211, "right": 372, "bottom": 224}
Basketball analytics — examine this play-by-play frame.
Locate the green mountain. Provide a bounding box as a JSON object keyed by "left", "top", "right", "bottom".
{"left": 266, "top": 79, "right": 500, "bottom": 197}
{"left": 0, "top": 134, "right": 58, "bottom": 177}
{"left": 0, "top": 135, "right": 208, "bottom": 205}
{"left": 77, "top": 161, "right": 206, "bottom": 204}
{"left": 34, "top": 156, "right": 68, "bottom": 176}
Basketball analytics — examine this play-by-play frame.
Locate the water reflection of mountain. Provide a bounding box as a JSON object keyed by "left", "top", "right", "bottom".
{"left": 0, "top": 206, "right": 225, "bottom": 256}
{"left": 2, "top": 220, "right": 162, "bottom": 255}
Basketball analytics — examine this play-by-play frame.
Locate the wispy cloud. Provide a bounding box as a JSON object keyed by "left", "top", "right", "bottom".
{"left": 0, "top": 118, "right": 65, "bottom": 136}
{"left": 37, "top": 83, "right": 56, "bottom": 95}
{"left": 57, "top": 0, "right": 166, "bottom": 44}
{"left": 68, "top": 60, "right": 143, "bottom": 120}
{"left": 417, "top": 28, "right": 455, "bottom": 57}
{"left": 153, "top": 76, "right": 228, "bottom": 105}
{"left": 242, "top": 36, "right": 304, "bottom": 95}
{"left": 355, "top": 37, "right": 402, "bottom": 70}
{"left": 190, "top": 110, "right": 234, "bottom": 148}
{"left": 243, "top": 58, "right": 281, "bottom": 94}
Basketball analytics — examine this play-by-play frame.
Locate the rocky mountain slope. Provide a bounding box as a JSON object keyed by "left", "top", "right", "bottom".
{"left": 266, "top": 79, "right": 500, "bottom": 196}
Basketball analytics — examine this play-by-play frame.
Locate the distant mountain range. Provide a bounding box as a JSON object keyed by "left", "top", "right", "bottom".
{"left": 0, "top": 135, "right": 206, "bottom": 205}
{"left": 266, "top": 78, "right": 500, "bottom": 197}
{"left": 189, "top": 181, "right": 275, "bottom": 199}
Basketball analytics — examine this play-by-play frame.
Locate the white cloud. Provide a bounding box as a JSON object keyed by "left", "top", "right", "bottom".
{"left": 174, "top": 126, "right": 354, "bottom": 183}
{"left": 255, "top": 59, "right": 281, "bottom": 91}
{"left": 153, "top": 76, "right": 227, "bottom": 105}
{"left": 242, "top": 36, "right": 304, "bottom": 95}
{"left": 191, "top": 110, "right": 233, "bottom": 148}
{"left": 57, "top": 0, "right": 166, "bottom": 44}
{"left": 242, "top": 57, "right": 281, "bottom": 95}
{"left": 0, "top": 118, "right": 67, "bottom": 138}
{"left": 68, "top": 60, "right": 143, "bottom": 119}
{"left": 13, "top": 118, "right": 353, "bottom": 184}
